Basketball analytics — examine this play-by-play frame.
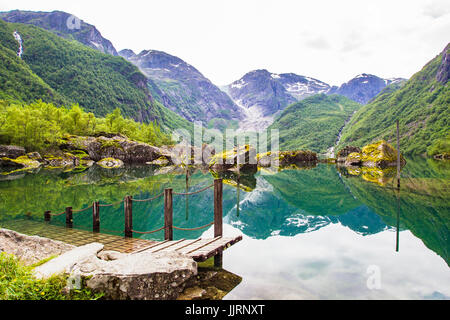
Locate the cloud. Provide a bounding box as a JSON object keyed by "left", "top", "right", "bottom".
{"left": 303, "top": 36, "right": 331, "bottom": 50}
{"left": 423, "top": 0, "right": 450, "bottom": 19}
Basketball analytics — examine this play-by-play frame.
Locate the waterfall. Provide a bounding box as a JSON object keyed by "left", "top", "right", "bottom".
{"left": 13, "top": 31, "right": 23, "bottom": 59}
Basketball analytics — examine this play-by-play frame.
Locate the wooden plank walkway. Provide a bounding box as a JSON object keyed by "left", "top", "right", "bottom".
{"left": 0, "top": 219, "right": 242, "bottom": 262}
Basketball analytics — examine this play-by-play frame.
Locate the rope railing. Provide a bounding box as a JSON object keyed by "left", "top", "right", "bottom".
{"left": 72, "top": 204, "right": 93, "bottom": 214}
{"left": 48, "top": 211, "right": 66, "bottom": 217}
{"left": 132, "top": 192, "right": 164, "bottom": 203}
{"left": 131, "top": 226, "right": 166, "bottom": 235}
{"left": 98, "top": 199, "right": 125, "bottom": 207}
{"left": 173, "top": 221, "right": 214, "bottom": 231}
{"left": 173, "top": 183, "right": 214, "bottom": 196}
{"left": 43, "top": 179, "right": 224, "bottom": 262}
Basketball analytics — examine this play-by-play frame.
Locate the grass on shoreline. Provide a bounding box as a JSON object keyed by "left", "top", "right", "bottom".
{"left": 0, "top": 252, "right": 103, "bottom": 300}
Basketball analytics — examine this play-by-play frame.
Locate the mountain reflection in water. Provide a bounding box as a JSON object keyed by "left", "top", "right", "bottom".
{"left": 0, "top": 157, "right": 448, "bottom": 299}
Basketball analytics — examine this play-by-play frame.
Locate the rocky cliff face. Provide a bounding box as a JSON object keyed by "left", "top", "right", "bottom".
{"left": 225, "top": 69, "right": 329, "bottom": 117}
{"left": 0, "top": 10, "right": 118, "bottom": 56}
{"left": 327, "top": 74, "right": 406, "bottom": 104}
{"left": 436, "top": 43, "right": 450, "bottom": 85}
{"left": 119, "top": 49, "right": 242, "bottom": 127}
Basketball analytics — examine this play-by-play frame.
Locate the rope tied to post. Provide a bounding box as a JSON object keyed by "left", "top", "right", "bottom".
{"left": 173, "top": 183, "right": 214, "bottom": 196}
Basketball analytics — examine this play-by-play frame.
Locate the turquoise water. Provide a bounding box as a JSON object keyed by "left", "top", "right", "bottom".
{"left": 0, "top": 158, "right": 449, "bottom": 299}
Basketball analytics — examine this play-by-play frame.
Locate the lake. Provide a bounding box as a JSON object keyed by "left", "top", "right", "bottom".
{"left": 0, "top": 158, "right": 449, "bottom": 299}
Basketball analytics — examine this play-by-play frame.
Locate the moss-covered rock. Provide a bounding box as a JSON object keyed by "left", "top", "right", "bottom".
{"left": 337, "top": 146, "right": 361, "bottom": 163}
{"left": 209, "top": 145, "right": 257, "bottom": 173}
{"left": 0, "top": 145, "right": 26, "bottom": 159}
{"left": 97, "top": 158, "right": 124, "bottom": 169}
{"left": 147, "top": 156, "right": 171, "bottom": 167}
{"left": 257, "top": 150, "right": 318, "bottom": 168}
{"left": 60, "top": 135, "right": 161, "bottom": 164}
{"left": 344, "top": 141, "right": 406, "bottom": 168}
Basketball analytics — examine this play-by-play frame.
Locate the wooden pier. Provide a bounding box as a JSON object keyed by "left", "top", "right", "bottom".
{"left": 2, "top": 179, "right": 242, "bottom": 264}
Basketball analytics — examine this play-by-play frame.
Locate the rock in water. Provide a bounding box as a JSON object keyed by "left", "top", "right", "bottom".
{"left": 97, "top": 158, "right": 124, "bottom": 169}
{"left": 0, "top": 145, "right": 26, "bottom": 159}
{"left": 209, "top": 145, "right": 257, "bottom": 173}
{"left": 337, "top": 146, "right": 362, "bottom": 163}
{"left": 343, "top": 140, "right": 406, "bottom": 168}
{"left": 257, "top": 150, "right": 318, "bottom": 167}
{"left": 60, "top": 135, "right": 161, "bottom": 164}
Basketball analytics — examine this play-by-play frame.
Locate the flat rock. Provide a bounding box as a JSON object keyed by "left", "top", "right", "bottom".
{"left": 73, "top": 250, "right": 198, "bottom": 300}
{"left": 0, "top": 228, "right": 74, "bottom": 266}
{"left": 34, "top": 243, "right": 104, "bottom": 279}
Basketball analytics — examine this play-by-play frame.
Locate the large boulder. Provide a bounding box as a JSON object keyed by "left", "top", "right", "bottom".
{"left": 60, "top": 135, "right": 162, "bottom": 164}
{"left": 0, "top": 229, "right": 74, "bottom": 266}
{"left": 344, "top": 141, "right": 406, "bottom": 168}
{"left": 337, "top": 146, "right": 361, "bottom": 163}
{"left": 0, "top": 145, "right": 26, "bottom": 159}
{"left": 42, "top": 152, "right": 81, "bottom": 168}
{"left": 34, "top": 243, "right": 104, "bottom": 279}
{"left": 0, "top": 155, "right": 41, "bottom": 170}
{"left": 209, "top": 145, "right": 257, "bottom": 173}
{"left": 160, "top": 143, "right": 215, "bottom": 166}
{"left": 257, "top": 150, "right": 318, "bottom": 167}
{"left": 72, "top": 250, "right": 197, "bottom": 300}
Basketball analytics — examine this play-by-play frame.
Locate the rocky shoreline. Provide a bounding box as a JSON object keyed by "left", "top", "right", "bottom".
{"left": 0, "top": 228, "right": 241, "bottom": 300}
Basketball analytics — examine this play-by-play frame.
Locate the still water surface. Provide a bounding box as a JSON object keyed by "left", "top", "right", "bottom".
{"left": 0, "top": 158, "right": 448, "bottom": 299}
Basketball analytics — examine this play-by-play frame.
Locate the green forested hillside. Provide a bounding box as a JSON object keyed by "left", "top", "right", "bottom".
{"left": 0, "top": 42, "right": 68, "bottom": 104}
{"left": 269, "top": 94, "right": 361, "bottom": 153}
{"left": 0, "top": 20, "right": 192, "bottom": 133}
{"left": 338, "top": 43, "right": 450, "bottom": 156}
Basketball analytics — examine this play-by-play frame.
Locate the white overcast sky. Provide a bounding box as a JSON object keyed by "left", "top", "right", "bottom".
{"left": 1, "top": 0, "right": 449, "bottom": 86}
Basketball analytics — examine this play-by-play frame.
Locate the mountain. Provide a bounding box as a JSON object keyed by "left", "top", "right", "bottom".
{"left": 224, "top": 69, "right": 330, "bottom": 131}
{"left": 119, "top": 49, "right": 242, "bottom": 129}
{"left": 269, "top": 94, "right": 361, "bottom": 153}
{"left": 338, "top": 43, "right": 450, "bottom": 156}
{"left": 0, "top": 19, "right": 192, "bottom": 132}
{"left": 327, "top": 74, "right": 406, "bottom": 104}
{"left": 0, "top": 10, "right": 118, "bottom": 56}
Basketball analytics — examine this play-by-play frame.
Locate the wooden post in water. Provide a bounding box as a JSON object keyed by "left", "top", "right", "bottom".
{"left": 65, "top": 207, "right": 73, "bottom": 228}
{"left": 396, "top": 119, "right": 401, "bottom": 190}
{"left": 164, "top": 189, "right": 173, "bottom": 241}
{"left": 124, "top": 196, "right": 133, "bottom": 238}
{"left": 44, "top": 211, "right": 51, "bottom": 222}
{"left": 93, "top": 201, "right": 100, "bottom": 233}
{"left": 214, "top": 179, "right": 223, "bottom": 268}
